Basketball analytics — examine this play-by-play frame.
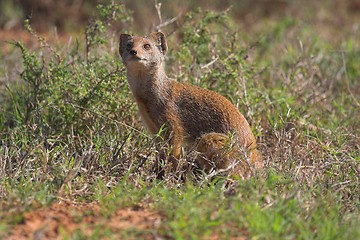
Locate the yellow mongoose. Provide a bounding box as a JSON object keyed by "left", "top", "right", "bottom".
{"left": 119, "top": 32, "right": 262, "bottom": 177}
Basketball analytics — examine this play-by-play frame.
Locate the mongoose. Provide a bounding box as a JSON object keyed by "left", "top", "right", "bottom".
{"left": 119, "top": 32, "right": 262, "bottom": 177}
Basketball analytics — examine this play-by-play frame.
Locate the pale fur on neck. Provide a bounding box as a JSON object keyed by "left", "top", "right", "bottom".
{"left": 126, "top": 62, "right": 168, "bottom": 101}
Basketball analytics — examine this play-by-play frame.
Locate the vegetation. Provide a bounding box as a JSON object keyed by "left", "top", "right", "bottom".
{"left": 0, "top": 0, "right": 359, "bottom": 239}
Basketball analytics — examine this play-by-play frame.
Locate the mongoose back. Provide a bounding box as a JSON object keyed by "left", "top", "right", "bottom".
{"left": 119, "top": 32, "right": 262, "bottom": 177}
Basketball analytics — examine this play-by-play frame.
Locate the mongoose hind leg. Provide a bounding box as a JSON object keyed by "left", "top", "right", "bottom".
{"left": 195, "top": 133, "right": 233, "bottom": 172}
{"left": 195, "top": 133, "right": 254, "bottom": 178}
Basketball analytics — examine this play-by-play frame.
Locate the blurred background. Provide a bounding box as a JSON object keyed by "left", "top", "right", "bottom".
{"left": 1, "top": 0, "right": 360, "bottom": 44}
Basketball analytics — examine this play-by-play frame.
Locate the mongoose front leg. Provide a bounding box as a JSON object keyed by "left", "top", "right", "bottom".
{"left": 169, "top": 125, "right": 184, "bottom": 173}
{"left": 154, "top": 123, "right": 183, "bottom": 178}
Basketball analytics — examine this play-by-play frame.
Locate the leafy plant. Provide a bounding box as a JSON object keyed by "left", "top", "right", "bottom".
{"left": 0, "top": 1, "right": 359, "bottom": 239}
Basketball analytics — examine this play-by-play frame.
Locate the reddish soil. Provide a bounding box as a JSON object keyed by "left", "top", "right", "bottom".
{"left": 7, "top": 201, "right": 162, "bottom": 240}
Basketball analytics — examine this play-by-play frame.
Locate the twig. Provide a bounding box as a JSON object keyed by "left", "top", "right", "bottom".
{"left": 64, "top": 101, "right": 150, "bottom": 138}
{"left": 154, "top": 0, "right": 182, "bottom": 32}
{"left": 200, "top": 56, "right": 219, "bottom": 69}
{"left": 155, "top": 13, "right": 182, "bottom": 31}
{"left": 155, "top": 0, "right": 162, "bottom": 27}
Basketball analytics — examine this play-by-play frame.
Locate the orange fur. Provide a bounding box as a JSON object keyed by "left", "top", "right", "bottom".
{"left": 119, "top": 32, "right": 262, "bottom": 177}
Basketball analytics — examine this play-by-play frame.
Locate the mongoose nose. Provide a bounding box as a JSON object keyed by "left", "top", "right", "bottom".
{"left": 130, "top": 49, "right": 137, "bottom": 55}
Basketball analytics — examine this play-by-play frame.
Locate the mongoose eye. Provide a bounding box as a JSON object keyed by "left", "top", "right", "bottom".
{"left": 143, "top": 44, "right": 151, "bottom": 50}
{"left": 126, "top": 43, "right": 132, "bottom": 50}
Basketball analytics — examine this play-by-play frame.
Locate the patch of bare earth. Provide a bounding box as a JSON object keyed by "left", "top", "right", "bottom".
{"left": 7, "top": 201, "right": 162, "bottom": 239}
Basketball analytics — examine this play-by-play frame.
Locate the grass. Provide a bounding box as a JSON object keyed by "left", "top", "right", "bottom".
{"left": 0, "top": 0, "right": 359, "bottom": 239}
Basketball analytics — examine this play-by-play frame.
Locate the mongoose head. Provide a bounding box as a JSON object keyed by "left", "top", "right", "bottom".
{"left": 119, "top": 32, "right": 167, "bottom": 71}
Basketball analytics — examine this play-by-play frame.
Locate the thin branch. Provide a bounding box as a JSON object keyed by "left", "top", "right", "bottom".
{"left": 154, "top": 0, "right": 182, "bottom": 32}
{"left": 64, "top": 101, "right": 150, "bottom": 138}
{"left": 200, "top": 56, "right": 219, "bottom": 69}
{"left": 155, "top": 0, "right": 162, "bottom": 26}
{"left": 155, "top": 13, "right": 182, "bottom": 31}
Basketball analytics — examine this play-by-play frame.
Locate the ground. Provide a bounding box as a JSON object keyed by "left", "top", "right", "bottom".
{"left": 7, "top": 201, "right": 162, "bottom": 240}
{"left": 1, "top": 1, "right": 359, "bottom": 239}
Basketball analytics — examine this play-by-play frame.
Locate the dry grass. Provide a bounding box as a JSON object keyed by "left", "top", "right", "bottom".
{"left": 0, "top": 0, "right": 359, "bottom": 239}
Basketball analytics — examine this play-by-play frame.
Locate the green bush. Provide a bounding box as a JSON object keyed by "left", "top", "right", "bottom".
{"left": 0, "top": 1, "right": 359, "bottom": 239}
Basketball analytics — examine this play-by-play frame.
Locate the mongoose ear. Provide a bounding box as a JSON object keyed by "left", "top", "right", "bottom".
{"left": 150, "top": 32, "right": 167, "bottom": 55}
{"left": 119, "top": 34, "right": 132, "bottom": 58}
